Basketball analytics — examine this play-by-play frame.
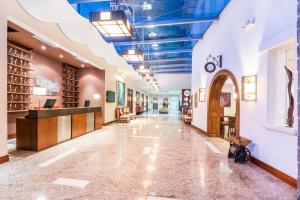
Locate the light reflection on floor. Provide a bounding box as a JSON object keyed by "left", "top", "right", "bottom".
{"left": 0, "top": 111, "right": 296, "bottom": 200}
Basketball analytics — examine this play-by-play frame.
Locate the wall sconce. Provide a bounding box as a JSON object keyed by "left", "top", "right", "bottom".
{"left": 242, "top": 18, "right": 255, "bottom": 30}
{"left": 93, "top": 94, "right": 101, "bottom": 100}
{"left": 199, "top": 88, "right": 206, "bottom": 102}
{"left": 242, "top": 75, "right": 257, "bottom": 101}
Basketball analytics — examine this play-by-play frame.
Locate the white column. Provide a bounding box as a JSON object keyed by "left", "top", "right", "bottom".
{"left": 0, "top": 0, "right": 8, "bottom": 160}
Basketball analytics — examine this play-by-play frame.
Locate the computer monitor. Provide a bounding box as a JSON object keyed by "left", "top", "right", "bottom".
{"left": 44, "top": 99, "right": 56, "bottom": 109}
{"left": 84, "top": 100, "right": 90, "bottom": 107}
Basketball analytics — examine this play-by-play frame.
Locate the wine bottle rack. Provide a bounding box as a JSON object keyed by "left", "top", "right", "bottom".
{"left": 7, "top": 42, "right": 34, "bottom": 113}
{"left": 62, "top": 64, "right": 79, "bottom": 108}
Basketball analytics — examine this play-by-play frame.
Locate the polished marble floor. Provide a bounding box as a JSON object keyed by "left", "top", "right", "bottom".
{"left": 0, "top": 113, "right": 296, "bottom": 200}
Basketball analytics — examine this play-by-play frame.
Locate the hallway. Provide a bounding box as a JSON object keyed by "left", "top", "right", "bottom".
{"left": 0, "top": 115, "right": 296, "bottom": 200}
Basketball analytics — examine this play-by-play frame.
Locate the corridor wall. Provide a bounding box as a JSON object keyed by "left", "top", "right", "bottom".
{"left": 0, "top": 0, "right": 8, "bottom": 162}
{"left": 192, "top": 0, "right": 297, "bottom": 178}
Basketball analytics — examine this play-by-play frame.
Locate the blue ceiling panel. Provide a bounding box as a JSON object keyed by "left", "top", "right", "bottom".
{"left": 68, "top": 0, "right": 229, "bottom": 74}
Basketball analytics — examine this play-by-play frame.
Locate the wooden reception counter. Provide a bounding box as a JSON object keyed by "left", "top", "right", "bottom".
{"left": 16, "top": 107, "right": 102, "bottom": 151}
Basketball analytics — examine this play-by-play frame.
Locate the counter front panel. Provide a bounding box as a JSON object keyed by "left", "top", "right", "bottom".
{"left": 16, "top": 107, "right": 102, "bottom": 151}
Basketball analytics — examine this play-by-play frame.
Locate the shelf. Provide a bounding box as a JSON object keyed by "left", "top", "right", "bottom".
{"left": 8, "top": 54, "right": 32, "bottom": 62}
{"left": 63, "top": 84, "right": 79, "bottom": 87}
{"left": 63, "top": 90, "right": 79, "bottom": 93}
{"left": 7, "top": 92, "right": 31, "bottom": 95}
{"left": 8, "top": 63, "right": 34, "bottom": 71}
{"left": 7, "top": 110, "right": 28, "bottom": 113}
{"left": 63, "top": 96, "right": 79, "bottom": 98}
{"left": 8, "top": 43, "right": 32, "bottom": 54}
{"left": 8, "top": 82, "right": 34, "bottom": 87}
{"left": 63, "top": 78, "right": 79, "bottom": 82}
{"left": 8, "top": 101, "right": 32, "bottom": 104}
{"left": 8, "top": 73, "right": 34, "bottom": 79}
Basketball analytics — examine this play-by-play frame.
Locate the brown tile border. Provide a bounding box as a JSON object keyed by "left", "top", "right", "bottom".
{"left": 103, "top": 120, "right": 117, "bottom": 126}
{"left": 251, "top": 156, "right": 297, "bottom": 188}
{"left": 0, "top": 155, "right": 9, "bottom": 164}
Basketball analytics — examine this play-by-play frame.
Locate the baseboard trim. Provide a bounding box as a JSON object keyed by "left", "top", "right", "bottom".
{"left": 0, "top": 155, "right": 9, "bottom": 164}
{"left": 251, "top": 156, "right": 296, "bottom": 188}
{"left": 190, "top": 125, "right": 296, "bottom": 188}
{"left": 103, "top": 120, "right": 117, "bottom": 126}
{"left": 190, "top": 124, "right": 209, "bottom": 136}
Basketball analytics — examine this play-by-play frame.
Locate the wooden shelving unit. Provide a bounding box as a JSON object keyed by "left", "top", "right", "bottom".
{"left": 7, "top": 42, "right": 34, "bottom": 113}
{"left": 62, "top": 64, "right": 80, "bottom": 108}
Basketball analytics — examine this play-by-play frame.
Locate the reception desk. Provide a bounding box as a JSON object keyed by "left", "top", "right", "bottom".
{"left": 16, "top": 107, "right": 102, "bottom": 151}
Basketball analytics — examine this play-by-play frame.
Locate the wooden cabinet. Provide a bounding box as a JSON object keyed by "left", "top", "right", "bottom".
{"left": 94, "top": 111, "right": 103, "bottom": 130}
{"left": 16, "top": 117, "right": 57, "bottom": 151}
{"left": 71, "top": 113, "right": 87, "bottom": 138}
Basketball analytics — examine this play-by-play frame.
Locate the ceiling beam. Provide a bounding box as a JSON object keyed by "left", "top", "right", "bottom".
{"left": 153, "top": 66, "right": 192, "bottom": 71}
{"left": 128, "top": 57, "right": 192, "bottom": 64}
{"left": 155, "top": 71, "right": 192, "bottom": 74}
{"left": 134, "top": 16, "right": 218, "bottom": 28}
{"left": 151, "top": 64, "right": 191, "bottom": 68}
{"left": 144, "top": 49, "right": 192, "bottom": 55}
{"left": 68, "top": 0, "right": 111, "bottom": 3}
{"left": 113, "top": 36, "right": 201, "bottom": 46}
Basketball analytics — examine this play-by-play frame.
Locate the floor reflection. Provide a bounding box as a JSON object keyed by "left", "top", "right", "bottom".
{"left": 0, "top": 112, "right": 296, "bottom": 200}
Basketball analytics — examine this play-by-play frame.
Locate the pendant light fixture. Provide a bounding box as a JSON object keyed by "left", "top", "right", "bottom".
{"left": 122, "top": 49, "right": 144, "bottom": 62}
{"left": 90, "top": 10, "right": 132, "bottom": 38}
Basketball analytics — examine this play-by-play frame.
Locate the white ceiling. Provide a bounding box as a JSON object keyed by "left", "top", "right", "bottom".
{"left": 133, "top": 73, "right": 191, "bottom": 94}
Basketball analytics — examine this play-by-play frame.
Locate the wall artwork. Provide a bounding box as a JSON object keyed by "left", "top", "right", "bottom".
{"left": 194, "top": 92, "right": 198, "bottom": 108}
{"left": 284, "top": 65, "right": 294, "bottom": 127}
{"left": 220, "top": 92, "right": 231, "bottom": 107}
{"left": 117, "top": 80, "right": 125, "bottom": 107}
{"left": 36, "top": 75, "right": 60, "bottom": 96}
{"left": 136, "top": 91, "right": 140, "bottom": 105}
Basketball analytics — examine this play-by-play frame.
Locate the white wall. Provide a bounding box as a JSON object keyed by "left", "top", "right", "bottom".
{"left": 192, "top": 0, "right": 297, "bottom": 178}
{"left": 104, "top": 67, "right": 150, "bottom": 123}
{"left": 0, "top": 0, "right": 8, "bottom": 158}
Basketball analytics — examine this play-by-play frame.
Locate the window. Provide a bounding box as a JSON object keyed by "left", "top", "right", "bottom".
{"left": 267, "top": 40, "right": 296, "bottom": 128}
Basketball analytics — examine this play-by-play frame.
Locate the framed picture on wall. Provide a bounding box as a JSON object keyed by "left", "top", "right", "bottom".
{"left": 220, "top": 92, "right": 231, "bottom": 107}
{"left": 116, "top": 80, "right": 125, "bottom": 107}
{"left": 194, "top": 92, "right": 198, "bottom": 108}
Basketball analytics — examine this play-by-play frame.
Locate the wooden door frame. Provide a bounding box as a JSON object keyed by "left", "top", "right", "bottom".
{"left": 207, "top": 69, "right": 240, "bottom": 137}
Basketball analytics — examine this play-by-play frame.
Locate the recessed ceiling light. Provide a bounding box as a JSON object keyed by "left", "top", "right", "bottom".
{"left": 81, "top": 64, "right": 85, "bottom": 68}
{"left": 41, "top": 45, "right": 46, "bottom": 50}
{"left": 59, "top": 54, "right": 64, "bottom": 58}
{"left": 147, "top": 16, "right": 151, "bottom": 19}
{"left": 149, "top": 32, "right": 157, "bottom": 38}
{"left": 139, "top": 65, "right": 145, "bottom": 70}
{"left": 142, "top": 2, "right": 152, "bottom": 11}
{"left": 54, "top": 43, "right": 60, "bottom": 47}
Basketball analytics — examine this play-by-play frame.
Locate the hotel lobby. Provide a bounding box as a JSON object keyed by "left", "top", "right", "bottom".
{"left": 0, "top": 0, "right": 299, "bottom": 199}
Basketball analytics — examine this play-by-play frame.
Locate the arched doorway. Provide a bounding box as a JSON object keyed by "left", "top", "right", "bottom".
{"left": 207, "top": 70, "right": 240, "bottom": 138}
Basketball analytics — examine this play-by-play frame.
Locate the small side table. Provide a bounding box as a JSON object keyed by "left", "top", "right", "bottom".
{"left": 228, "top": 135, "right": 251, "bottom": 164}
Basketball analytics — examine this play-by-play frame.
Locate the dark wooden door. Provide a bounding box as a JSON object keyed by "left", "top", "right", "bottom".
{"left": 127, "top": 89, "right": 133, "bottom": 113}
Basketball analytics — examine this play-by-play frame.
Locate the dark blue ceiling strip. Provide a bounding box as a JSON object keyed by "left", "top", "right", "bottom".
{"left": 68, "top": 0, "right": 111, "bottom": 4}
{"left": 113, "top": 36, "right": 201, "bottom": 46}
{"left": 153, "top": 66, "right": 192, "bottom": 70}
{"left": 151, "top": 64, "right": 191, "bottom": 68}
{"left": 128, "top": 57, "right": 191, "bottom": 64}
{"left": 145, "top": 49, "right": 192, "bottom": 55}
{"left": 155, "top": 71, "right": 192, "bottom": 74}
{"left": 134, "top": 16, "right": 218, "bottom": 28}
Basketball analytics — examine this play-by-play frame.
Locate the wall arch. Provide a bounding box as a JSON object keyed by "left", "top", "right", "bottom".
{"left": 207, "top": 69, "right": 240, "bottom": 137}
